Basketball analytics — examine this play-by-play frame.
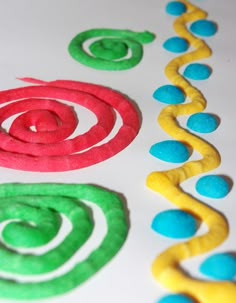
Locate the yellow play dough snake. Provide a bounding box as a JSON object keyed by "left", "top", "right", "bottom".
{"left": 146, "top": 1, "right": 236, "bottom": 302}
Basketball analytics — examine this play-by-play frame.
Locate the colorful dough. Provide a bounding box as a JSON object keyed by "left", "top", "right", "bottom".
{"left": 187, "top": 113, "right": 218, "bottom": 133}
{"left": 68, "top": 28, "right": 155, "bottom": 70}
{"left": 159, "top": 294, "right": 194, "bottom": 303}
{"left": 0, "top": 183, "right": 128, "bottom": 300}
{"left": 0, "top": 78, "right": 140, "bottom": 172}
{"left": 199, "top": 253, "right": 236, "bottom": 281}
{"left": 183, "top": 63, "right": 211, "bottom": 80}
{"left": 153, "top": 84, "right": 185, "bottom": 104}
{"left": 151, "top": 209, "right": 198, "bottom": 239}
{"left": 196, "top": 175, "right": 230, "bottom": 199}
{"left": 163, "top": 37, "right": 189, "bottom": 53}
{"left": 147, "top": 1, "right": 235, "bottom": 302}
{"left": 190, "top": 19, "right": 217, "bottom": 37}
{"left": 149, "top": 140, "right": 190, "bottom": 163}
{"left": 166, "top": 1, "right": 187, "bottom": 16}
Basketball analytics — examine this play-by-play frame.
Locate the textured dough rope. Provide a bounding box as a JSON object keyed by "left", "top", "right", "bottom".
{"left": 146, "top": 1, "right": 236, "bottom": 302}
{"left": 0, "top": 183, "right": 128, "bottom": 300}
{"left": 0, "top": 78, "right": 140, "bottom": 172}
{"left": 68, "top": 28, "right": 155, "bottom": 70}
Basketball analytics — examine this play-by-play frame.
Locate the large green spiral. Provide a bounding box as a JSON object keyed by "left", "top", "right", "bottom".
{"left": 0, "top": 183, "right": 128, "bottom": 300}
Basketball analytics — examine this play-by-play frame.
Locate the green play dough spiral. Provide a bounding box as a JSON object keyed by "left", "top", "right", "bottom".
{"left": 68, "top": 28, "right": 155, "bottom": 70}
{"left": 0, "top": 183, "right": 128, "bottom": 300}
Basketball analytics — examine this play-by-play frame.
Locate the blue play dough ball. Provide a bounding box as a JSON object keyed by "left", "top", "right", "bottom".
{"left": 149, "top": 140, "right": 190, "bottom": 163}
{"left": 196, "top": 175, "right": 230, "bottom": 199}
{"left": 163, "top": 37, "right": 189, "bottom": 53}
{"left": 187, "top": 113, "right": 218, "bottom": 133}
{"left": 151, "top": 209, "right": 198, "bottom": 239}
{"left": 183, "top": 63, "right": 211, "bottom": 80}
{"left": 199, "top": 253, "right": 236, "bottom": 281}
{"left": 166, "top": 1, "right": 187, "bottom": 16}
{"left": 153, "top": 85, "right": 185, "bottom": 104}
{"left": 158, "top": 294, "right": 194, "bottom": 303}
{"left": 190, "top": 19, "right": 217, "bottom": 37}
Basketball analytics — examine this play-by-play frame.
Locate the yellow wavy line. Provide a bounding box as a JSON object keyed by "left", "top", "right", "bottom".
{"left": 146, "top": 1, "right": 236, "bottom": 302}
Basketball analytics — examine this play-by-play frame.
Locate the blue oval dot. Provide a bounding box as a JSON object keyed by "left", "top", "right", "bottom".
{"left": 163, "top": 37, "right": 189, "bottom": 53}
{"left": 200, "top": 253, "right": 236, "bottom": 281}
{"left": 190, "top": 19, "right": 217, "bottom": 37}
{"left": 158, "top": 294, "right": 195, "bottom": 303}
{"left": 153, "top": 85, "right": 185, "bottom": 104}
{"left": 166, "top": 1, "right": 187, "bottom": 16}
{"left": 149, "top": 140, "right": 190, "bottom": 163}
{"left": 187, "top": 113, "right": 219, "bottom": 133}
{"left": 151, "top": 209, "right": 198, "bottom": 239}
{"left": 196, "top": 175, "right": 230, "bottom": 199}
{"left": 183, "top": 63, "right": 211, "bottom": 80}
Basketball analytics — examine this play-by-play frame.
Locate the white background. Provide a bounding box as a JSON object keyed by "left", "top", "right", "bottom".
{"left": 0, "top": 0, "right": 235, "bottom": 302}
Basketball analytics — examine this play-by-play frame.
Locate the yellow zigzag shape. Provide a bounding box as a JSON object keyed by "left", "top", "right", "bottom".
{"left": 146, "top": 1, "right": 236, "bottom": 302}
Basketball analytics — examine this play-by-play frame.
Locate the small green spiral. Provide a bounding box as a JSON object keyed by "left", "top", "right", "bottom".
{"left": 68, "top": 28, "right": 155, "bottom": 70}
{"left": 0, "top": 183, "right": 128, "bottom": 300}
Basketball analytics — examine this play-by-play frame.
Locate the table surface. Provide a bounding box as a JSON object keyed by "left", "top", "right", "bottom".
{"left": 0, "top": 1, "right": 235, "bottom": 302}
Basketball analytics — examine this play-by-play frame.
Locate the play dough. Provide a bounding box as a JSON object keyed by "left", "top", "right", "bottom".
{"left": 163, "top": 37, "right": 189, "bottom": 53}
{"left": 159, "top": 294, "right": 194, "bottom": 303}
{"left": 183, "top": 63, "right": 211, "bottom": 80}
{"left": 199, "top": 253, "right": 236, "bottom": 281}
{"left": 151, "top": 209, "right": 198, "bottom": 239}
{"left": 166, "top": 1, "right": 187, "bottom": 16}
{"left": 68, "top": 28, "right": 155, "bottom": 70}
{"left": 149, "top": 140, "right": 190, "bottom": 163}
{"left": 0, "top": 78, "right": 140, "bottom": 172}
{"left": 187, "top": 113, "right": 218, "bottom": 133}
{"left": 190, "top": 19, "right": 217, "bottom": 37}
{"left": 196, "top": 175, "right": 230, "bottom": 199}
{"left": 0, "top": 183, "right": 128, "bottom": 300}
{"left": 147, "top": 1, "right": 235, "bottom": 302}
{"left": 153, "top": 85, "right": 185, "bottom": 104}
{"left": 0, "top": 0, "right": 235, "bottom": 302}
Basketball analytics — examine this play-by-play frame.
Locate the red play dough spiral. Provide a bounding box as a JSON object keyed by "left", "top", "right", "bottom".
{"left": 0, "top": 78, "right": 140, "bottom": 172}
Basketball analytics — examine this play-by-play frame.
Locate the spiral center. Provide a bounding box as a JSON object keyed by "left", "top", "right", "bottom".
{"left": 89, "top": 38, "right": 128, "bottom": 60}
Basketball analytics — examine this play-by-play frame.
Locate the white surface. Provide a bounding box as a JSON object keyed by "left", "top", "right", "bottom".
{"left": 0, "top": 0, "right": 235, "bottom": 302}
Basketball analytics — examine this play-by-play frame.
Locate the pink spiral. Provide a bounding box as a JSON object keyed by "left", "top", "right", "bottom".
{"left": 0, "top": 78, "right": 140, "bottom": 172}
